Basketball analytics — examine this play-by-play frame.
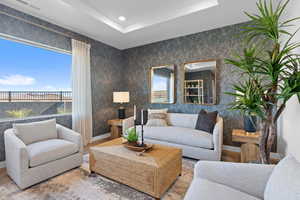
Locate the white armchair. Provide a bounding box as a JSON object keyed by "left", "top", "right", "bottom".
{"left": 4, "top": 119, "right": 83, "bottom": 189}
{"left": 184, "top": 161, "right": 275, "bottom": 200}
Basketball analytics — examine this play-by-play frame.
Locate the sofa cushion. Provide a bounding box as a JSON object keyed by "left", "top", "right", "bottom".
{"left": 167, "top": 113, "right": 198, "bottom": 128}
{"left": 148, "top": 108, "right": 168, "bottom": 114}
{"left": 13, "top": 119, "right": 57, "bottom": 145}
{"left": 184, "top": 178, "right": 261, "bottom": 200}
{"left": 137, "top": 126, "right": 213, "bottom": 149}
{"left": 264, "top": 155, "right": 300, "bottom": 200}
{"left": 27, "top": 139, "right": 79, "bottom": 167}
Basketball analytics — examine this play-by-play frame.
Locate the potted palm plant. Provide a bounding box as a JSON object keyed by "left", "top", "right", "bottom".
{"left": 226, "top": 0, "right": 300, "bottom": 164}
{"left": 228, "top": 80, "right": 262, "bottom": 133}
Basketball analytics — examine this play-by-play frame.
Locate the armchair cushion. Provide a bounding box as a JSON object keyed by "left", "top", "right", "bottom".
{"left": 264, "top": 155, "right": 300, "bottom": 200}
{"left": 56, "top": 124, "right": 83, "bottom": 153}
{"left": 27, "top": 139, "right": 79, "bottom": 167}
{"left": 184, "top": 178, "right": 260, "bottom": 200}
{"left": 13, "top": 119, "right": 57, "bottom": 145}
{"left": 194, "top": 161, "right": 274, "bottom": 199}
{"left": 136, "top": 126, "right": 213, "bottom": 149}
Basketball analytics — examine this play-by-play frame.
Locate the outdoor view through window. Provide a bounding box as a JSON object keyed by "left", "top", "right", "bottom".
{"left": 0, "top": 37, "right": 72, "bottom": 120}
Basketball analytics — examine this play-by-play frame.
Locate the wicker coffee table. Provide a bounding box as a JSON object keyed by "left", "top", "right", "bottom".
{"left": 89, "top": 138, "right": 182, "bottom": 199}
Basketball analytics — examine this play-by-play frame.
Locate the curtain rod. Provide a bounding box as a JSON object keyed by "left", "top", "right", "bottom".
{"left": 0, "top": 10, "right": 89, "bottom": 44}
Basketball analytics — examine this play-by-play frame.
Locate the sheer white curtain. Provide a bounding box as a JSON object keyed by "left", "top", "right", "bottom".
{"left": 71, "top": 39, "right": 93, "bottom": 146}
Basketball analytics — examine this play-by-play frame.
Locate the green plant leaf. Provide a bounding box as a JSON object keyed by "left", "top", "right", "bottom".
{"left": 124, "top": 127, "right": 139, "bottom": 142}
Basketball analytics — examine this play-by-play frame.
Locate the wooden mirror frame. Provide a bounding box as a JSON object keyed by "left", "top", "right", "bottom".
{"left": 149, "top": 64, "right": 176, "bottom": 104}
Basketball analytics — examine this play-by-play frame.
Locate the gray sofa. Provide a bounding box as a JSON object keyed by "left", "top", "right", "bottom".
{"left": 123, "top": 113, "right": 223, "bottom": 160}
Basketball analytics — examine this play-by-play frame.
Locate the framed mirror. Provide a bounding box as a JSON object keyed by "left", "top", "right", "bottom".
{"left": 150, "top": 65, "right": 175, "bottom": 104}
{"left": 183, "top": 59, "right": 217, "bottom": 105}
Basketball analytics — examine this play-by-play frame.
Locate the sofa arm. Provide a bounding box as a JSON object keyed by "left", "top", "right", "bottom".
{"left": 194, "top": 161, "right": 274, "bottom": 199}
{"left": 213, "top": 116, "right": 223, "bottom": 160}
{"left": 122, "top": 116, "right": 134, "bottom": 134}
{"left": 56, "top": 124, "right": 83, "bottom": 153}
{"left": 4, "top": 129, "right": 29, "bottom": 177}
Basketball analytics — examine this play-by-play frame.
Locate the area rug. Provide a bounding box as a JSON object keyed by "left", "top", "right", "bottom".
{"left": 0, "top": 155, "right": 196, "bottom": 200}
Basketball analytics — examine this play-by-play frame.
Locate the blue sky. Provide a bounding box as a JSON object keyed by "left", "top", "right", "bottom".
{"left": 0, "top": 38, "right": 71, "bottom": 91}
{"left": 153, "top": 75, "right": 167, "bottom": 91}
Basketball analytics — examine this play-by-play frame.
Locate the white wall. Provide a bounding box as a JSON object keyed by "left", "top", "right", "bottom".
{"left": 278, "top": 0, "right": 300, "bottom": 161}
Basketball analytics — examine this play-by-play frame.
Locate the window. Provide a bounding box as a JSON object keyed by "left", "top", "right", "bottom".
{"left": 0, "top": 36, "right": 72, "bottom": 120}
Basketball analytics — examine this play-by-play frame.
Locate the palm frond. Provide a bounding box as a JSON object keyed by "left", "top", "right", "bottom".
{"left": 225, "top": 0, "right": 300, "bottom": 122}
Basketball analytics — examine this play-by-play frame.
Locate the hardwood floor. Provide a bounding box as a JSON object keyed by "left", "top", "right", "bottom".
{"left": 0, "top": 168, "right": 6, "bottom": 177}
{"left": 222, "top": 150, "right": 241, "bottom": 162}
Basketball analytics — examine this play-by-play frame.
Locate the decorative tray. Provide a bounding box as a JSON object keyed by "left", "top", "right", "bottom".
{"left": 123, "top": 142, "right": 153, "bottom": 152}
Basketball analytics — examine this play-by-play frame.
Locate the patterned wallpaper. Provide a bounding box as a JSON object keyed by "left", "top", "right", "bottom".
{"left": 123, "top": 23, "right": 247, "bottom": 145}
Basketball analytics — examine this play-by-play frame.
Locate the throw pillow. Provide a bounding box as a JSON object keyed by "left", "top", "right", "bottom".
{"left": 146, "top": 109, "right": 168, "bottom": 127}
{"left": 195, "top": 109, "right": 218, "bottom": 134}
{"left": 264, "top": 155, "right": 300, "bottom": 200}
{"left": 13, "top": 119, "right": 57, "bottom": 145}
{"left": 148, "top": 108, "right": 168, "bottom": 115}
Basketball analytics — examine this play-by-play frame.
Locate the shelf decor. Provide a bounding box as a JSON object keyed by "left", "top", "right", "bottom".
{"left": 184, "top": 80, "right": 204, "bottom": 104}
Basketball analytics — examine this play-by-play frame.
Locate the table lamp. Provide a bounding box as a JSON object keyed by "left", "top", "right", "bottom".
{"left": 113, "top": 92, "right": 130, "bottom": 119}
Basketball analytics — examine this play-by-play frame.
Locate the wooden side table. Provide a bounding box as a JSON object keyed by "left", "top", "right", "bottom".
{"left": 232, "top": 129, "right": 260, "bottom": 163}
{"left": 108, "top": 119, "right": 123, "bottom": 139}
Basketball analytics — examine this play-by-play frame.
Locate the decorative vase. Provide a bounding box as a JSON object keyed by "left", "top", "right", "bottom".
{"left": 244, "top": 115, "right": 257, "bottom": 133}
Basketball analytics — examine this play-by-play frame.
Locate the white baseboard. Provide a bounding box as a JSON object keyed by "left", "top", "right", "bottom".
{"left": 0, "top": 161, "right": 5, "bottom": 169}
{"left": 223, "top": 145, "right": 283, "bottom": 160}
{"left": 90, "top": 132, "right": 111, "bottom": 143}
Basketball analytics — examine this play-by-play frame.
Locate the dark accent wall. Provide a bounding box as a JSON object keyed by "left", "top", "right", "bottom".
{"left": 123, "top": 23, "right": 246, "bottom": 145}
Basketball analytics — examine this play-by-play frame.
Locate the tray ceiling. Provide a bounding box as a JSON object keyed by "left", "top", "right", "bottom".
{"left": 0, "top": 0, "right": 272, "bottom": 49}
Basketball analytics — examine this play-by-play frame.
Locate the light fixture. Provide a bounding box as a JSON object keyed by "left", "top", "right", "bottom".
{"left": 118, "top": 16, "right": 126, "bottom": 21}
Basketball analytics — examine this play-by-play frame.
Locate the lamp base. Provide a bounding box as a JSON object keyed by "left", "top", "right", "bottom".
{"left": 118, "top": 107, "right": 126, "bottom": 119}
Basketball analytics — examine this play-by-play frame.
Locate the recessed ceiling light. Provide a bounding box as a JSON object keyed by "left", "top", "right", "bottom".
{"left": 118, "top": 16, "right": 126, "bottom": 21}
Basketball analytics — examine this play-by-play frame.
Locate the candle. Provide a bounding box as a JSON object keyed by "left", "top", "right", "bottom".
{"left": 141, "top": 109, "right": 144, "bottom": 146}
{"left": 133, "top": 105, "right": 136, "bottom": 120}
{"left": 141, "top": 109, "right": 144, "bottom": 125}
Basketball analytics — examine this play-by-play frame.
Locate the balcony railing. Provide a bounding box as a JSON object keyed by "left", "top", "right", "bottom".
{"left": 0, "top": 91, "right": 72, "bottom": 102}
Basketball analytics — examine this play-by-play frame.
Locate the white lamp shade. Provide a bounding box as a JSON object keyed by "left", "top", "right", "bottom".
{"left": 113, "top": 92, "right": 130, "bottom": 103}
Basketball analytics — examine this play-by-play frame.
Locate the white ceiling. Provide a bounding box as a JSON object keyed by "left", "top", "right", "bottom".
{"left": 0, "top": 0, "right": 263, "bottom": 49}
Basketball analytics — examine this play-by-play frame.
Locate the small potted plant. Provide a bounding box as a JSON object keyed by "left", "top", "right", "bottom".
{"left": 226, "top": 79, "right": 260, "bottom": 133}
{"left": 124, "top": 128, "right": 139, "bottom": 146}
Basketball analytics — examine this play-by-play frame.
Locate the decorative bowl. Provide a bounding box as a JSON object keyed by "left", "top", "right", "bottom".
{"left": 123, "top": 142, "right": 153, "bottom": 152}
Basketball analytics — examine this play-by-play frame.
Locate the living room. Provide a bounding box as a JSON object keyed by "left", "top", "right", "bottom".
{"left": 0, "top": 0, "right": 299, "bottom": 199}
